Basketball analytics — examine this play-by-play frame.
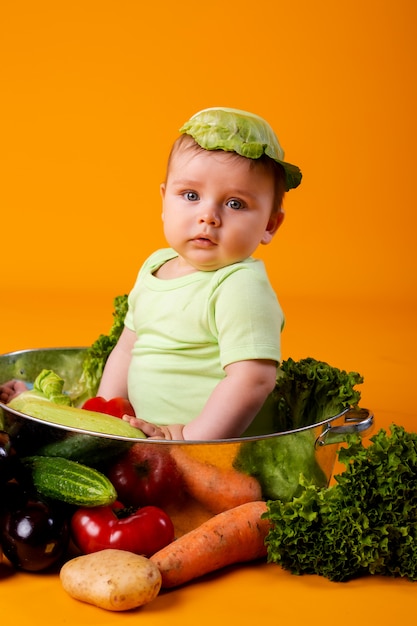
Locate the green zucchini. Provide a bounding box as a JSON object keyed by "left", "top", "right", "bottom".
{"left": 36, "top": 433, "right": 132, "bottom": 466}
{"left": 8, "top": 396, "right": 145, "bottom": 439}
{"left": 23, "top": 456, "right": 117, "bottom": 507}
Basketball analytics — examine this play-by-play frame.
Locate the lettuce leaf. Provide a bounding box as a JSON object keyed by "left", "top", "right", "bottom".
{"left": 264, "top": 424, "right": 417, "bottom": 582}
{"left": 272, "top": 357, "right": 363, "bottom": 431}
{"left": 234, "top": 429, "right": 327, "bottom": 502}
{"left": 77, "top": 294, "right": 128, "bottom": 399}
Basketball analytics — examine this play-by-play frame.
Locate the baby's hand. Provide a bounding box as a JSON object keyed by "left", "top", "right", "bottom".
{"left": 122, "top": 415, "right": 185, "bottom": 440}
{"left": 0, "top": 380, "right": 28, "bottom": 404}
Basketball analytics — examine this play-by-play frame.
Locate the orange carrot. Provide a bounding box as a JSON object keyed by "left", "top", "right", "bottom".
{"left": 169, "top": 446, "right": 262, "bottom": 514}
{"left": 150, "top": 500, "right": 269, "bottom": 588}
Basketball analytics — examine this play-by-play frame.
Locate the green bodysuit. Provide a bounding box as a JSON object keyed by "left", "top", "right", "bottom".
{"left": 124, "top": 248, "right": 284, "bottom": 437}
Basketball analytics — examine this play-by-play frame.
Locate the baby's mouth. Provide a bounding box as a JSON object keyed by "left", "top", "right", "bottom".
{"left": 192, "top": 234, "right": 216, "bottom": 246}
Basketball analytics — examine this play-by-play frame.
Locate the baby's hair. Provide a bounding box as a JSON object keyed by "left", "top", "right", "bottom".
{"left": 166, "top": 134, "right": 286, "bottom": 213}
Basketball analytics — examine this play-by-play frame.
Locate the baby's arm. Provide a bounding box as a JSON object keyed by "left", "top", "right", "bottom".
{"left": 184, "top": 359, "right": 277, "bottom": 439}
{"left": 97, "top": 326, "right": 136, "bottom": 400}
{"left": 127, "top": 359, "right": 277, "bottom": 440}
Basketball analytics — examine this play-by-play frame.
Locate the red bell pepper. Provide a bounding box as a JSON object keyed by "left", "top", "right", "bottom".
{"left": 71, "top": 501, "right": 175, "bottom": 557}
{"left": 81, "top": 396, "right": 135, "bottom": 419}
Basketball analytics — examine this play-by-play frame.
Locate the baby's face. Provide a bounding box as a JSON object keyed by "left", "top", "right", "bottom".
{"left": 160, "top": 148, "right": 282, "bottom": 272}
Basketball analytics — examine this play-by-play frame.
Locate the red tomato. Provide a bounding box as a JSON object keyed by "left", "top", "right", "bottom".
{"left": 70, "top": 501, "right": 175, "bottom": 557}
{"left": 82, "top": 396, "right": 135, "bottom": 419}
{"left": 107, "top": 443, "right": 183, "bottom": 508}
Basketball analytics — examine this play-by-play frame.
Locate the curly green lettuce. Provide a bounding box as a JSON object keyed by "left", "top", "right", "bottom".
{"left": 78, "top": 294, "right": 129, "bottom": 398}
{"left": 264, "top": 424, "right": 417, "bottom": 582}
{"left": 273, "top": 357, "right": 363, "bottom": 431}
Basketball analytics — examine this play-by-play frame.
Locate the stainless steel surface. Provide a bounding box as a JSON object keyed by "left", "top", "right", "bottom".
{"left": 0, "top": 346, "right": 374, "bottom": 533}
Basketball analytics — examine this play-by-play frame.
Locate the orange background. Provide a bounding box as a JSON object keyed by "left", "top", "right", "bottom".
{"left": 1, "top": 1, "right": 416, "bottom": 623}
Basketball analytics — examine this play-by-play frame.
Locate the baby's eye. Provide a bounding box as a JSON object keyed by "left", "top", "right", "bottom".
{"left": 184, "top": 191, "right": 199, "bottom": 202}
{"left": 227, "top": 198, "right": 243, "bottom": 210}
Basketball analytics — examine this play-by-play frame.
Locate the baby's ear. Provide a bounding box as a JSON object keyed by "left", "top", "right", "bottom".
{"left": 261, "top": 208, "right": 285, "bottom": 245}
{"left": 160, "top": 183, "right": 166, "bottom": 220}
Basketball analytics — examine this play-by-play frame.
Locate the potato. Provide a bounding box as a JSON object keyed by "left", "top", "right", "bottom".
{"left": 60, "top": 549, "right": 162, "bottom": 611}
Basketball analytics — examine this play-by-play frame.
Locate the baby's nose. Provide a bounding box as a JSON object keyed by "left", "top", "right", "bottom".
{"left": 198, "top": 202, "right": 221, "bottom": 226}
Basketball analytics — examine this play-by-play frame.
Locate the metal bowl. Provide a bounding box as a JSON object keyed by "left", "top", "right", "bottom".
{"left": 0, "top": 347, "right": 374, "bottom": 535}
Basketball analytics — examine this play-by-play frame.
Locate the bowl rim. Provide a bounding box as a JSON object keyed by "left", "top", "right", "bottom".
{"left": 0, "top": 346, "right": 359, "bottom": 445}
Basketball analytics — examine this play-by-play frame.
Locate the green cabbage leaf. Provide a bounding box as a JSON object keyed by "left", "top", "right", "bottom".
{"left": 180, "top": 107, "right": 302, "bottom": 191}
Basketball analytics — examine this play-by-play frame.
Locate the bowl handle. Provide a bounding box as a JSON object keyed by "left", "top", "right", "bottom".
{"left": 315, "top": 407, "right": 374, "bottom": 448}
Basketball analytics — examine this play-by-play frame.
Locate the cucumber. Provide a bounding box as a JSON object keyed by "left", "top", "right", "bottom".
{"left": 36, "top": 433, "right": 132, "bottom": 466}
{"left": 22, "top": 456, "right": 117, "bottom": 507}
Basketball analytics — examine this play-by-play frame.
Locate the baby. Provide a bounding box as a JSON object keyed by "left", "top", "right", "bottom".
{"left": 97, "top": 107, "right": 302, "bottom": 440}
